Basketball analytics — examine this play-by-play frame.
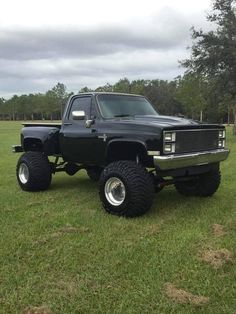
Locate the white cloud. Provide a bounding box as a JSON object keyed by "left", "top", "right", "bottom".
{"left": 0, "top": 0, "right": 212, "bottom": 28}
{"left": 0, "top": 0, "right": 213, "bottom": 97}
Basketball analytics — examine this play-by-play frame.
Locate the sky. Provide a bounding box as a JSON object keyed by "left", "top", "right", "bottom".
{"left": 0, "top": 0, "right": 214, "bottom": 98}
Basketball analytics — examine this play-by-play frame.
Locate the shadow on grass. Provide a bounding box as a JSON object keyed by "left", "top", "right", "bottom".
{"left": 48, "top": 174, "right": 212, "bottom": 219}
{"left": 50, "top": 175, "right": 97, "bottom": 191}
{"left": 151, "top": 187, "right": 213, "bottom": 218}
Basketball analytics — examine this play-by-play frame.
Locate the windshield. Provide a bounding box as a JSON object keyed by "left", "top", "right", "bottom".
{"left": 97, "top": 94, "right": 158, "bottom": 118}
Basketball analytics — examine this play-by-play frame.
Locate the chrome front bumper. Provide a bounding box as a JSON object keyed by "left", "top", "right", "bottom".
{"left": 153, "top": 149, "right": 230, "bottom": 170}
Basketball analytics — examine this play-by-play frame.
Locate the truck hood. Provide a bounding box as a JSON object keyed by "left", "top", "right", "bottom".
{"left": 105, "top": 115, "right": 224, "bottom": 134}
{"left": 111, "top": 115, "right": 200, "bottom": 129}
{"left": 135, "top": 115, "right": 199, "bottom": 127}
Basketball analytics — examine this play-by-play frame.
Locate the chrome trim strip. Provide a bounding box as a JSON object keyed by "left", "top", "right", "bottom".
{"left": 153, "top": 149, "right": 230, "bottom": 170}
{"left": 164, "top": 128, "right": 225, "bottom": 132}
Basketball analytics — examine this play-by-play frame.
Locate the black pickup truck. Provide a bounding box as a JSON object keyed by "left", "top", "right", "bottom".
{"left": 13, "top": 92, "right": 230, "bottom": 217}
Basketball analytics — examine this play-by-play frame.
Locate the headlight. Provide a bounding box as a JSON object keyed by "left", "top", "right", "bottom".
{"left": 164, "top": 132, "right": 176, "bottom": 142}
{"left": 164, "top": 143, "right": 176, "bottom": 153}
{"left": 218, "top": 139, "right": 225, "bottom": 148}
{"left": 219, "top": 130, "right": 225, "bottom": 139}
{"left": 218, "top": 129, "right": 226, "bottom": 148}
{"left": 163, "top": 131, "right": 176, "bottom": 154}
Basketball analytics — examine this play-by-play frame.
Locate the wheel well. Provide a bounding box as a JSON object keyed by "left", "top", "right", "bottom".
{"left": 106, "top": 141, "right": 150, "bottom": 165}
{"left": 23, "top": 138, "right": 43, "bottom": 152}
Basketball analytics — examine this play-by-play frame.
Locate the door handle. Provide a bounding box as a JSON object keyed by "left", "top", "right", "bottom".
{"left": 91, "top": 129, "right": 97, "bottom": 133}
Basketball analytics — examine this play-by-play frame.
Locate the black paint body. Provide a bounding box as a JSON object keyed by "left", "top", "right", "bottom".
{"left": 20, "top": 93, "right": 225, "bottom": 169}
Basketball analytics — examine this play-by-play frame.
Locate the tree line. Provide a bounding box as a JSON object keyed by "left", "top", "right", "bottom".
{"left": 0, "top": 75, "right": 232, "bottom": 124}
{"left": 0, "top": 83, "right": 73, "bottom": 121}
{"left": 0, "top": 0, "right": 235, "bottom": 131}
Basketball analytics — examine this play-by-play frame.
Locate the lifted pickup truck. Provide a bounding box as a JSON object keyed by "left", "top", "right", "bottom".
{"left": 13, "top": 92, "right": 230, "bottom": 217}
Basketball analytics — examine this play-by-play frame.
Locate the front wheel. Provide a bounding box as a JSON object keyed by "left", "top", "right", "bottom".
{"left": 99, "top": 161, "right": 154, "bottom": 217}
{"left": 16, "top": 152, "right": 52, "bottom": 191}
{"left": 175, "top": 167, "right": 221, "bottom": 197}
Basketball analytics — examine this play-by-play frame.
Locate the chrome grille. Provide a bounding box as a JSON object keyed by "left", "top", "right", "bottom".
{"left": 175, "top": 129, "right": 219, "bottom": 154}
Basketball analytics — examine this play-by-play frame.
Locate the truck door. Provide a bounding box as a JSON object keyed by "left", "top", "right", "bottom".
{"left": 60, "top": 96, "right": 97, "bottom": 164}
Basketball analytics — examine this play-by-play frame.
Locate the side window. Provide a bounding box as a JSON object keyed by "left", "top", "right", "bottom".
{"left": 69, "top": 97, "right": 91, "bottom": 120}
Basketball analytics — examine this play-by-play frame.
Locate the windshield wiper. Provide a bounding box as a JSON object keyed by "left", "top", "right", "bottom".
{"left": 114, "top": 114, "right": 133, "bottom": 118}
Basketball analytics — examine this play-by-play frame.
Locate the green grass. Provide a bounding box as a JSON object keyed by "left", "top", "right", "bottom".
{"left": 0, "top": 121, "right": 236, "bottom": 313}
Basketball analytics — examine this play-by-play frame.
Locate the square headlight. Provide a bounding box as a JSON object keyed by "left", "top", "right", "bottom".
{"left": 164, "top": 143, "right": 176, "bottom": 153}
{"left": 218, "top": 139, "right": 225, "bottom": 148}
{"left": 164, "top": 132, "right": 176, "bottom": 142}
{"left": 219, "top": 130, "right": 225, "bottom": 138}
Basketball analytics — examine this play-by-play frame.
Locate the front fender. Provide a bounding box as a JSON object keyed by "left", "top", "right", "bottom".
{"left": 105, "top": 139, "right": 150, "bottom": 164}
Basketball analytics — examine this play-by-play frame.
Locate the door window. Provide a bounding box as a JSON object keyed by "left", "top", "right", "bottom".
{"left": 69, "top": 97, "right": 91, "bottom": 119}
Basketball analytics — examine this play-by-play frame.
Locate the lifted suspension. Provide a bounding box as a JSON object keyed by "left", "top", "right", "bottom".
{"left": 50, "top": 156, "right": 83, "bottom": 175}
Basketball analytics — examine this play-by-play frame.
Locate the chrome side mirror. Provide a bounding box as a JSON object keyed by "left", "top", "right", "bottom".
{"left": 72, "top": 110, "right": 85, "bottom": 120}
{"left": 85, "top": 119, "right": 94, "bottom": 128}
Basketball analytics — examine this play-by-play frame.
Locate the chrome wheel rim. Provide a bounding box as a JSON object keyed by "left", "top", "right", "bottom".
{"left": 19, "top": 163, "right": 29, "bottom": 184}
{"left": 105, "top": 177, "right": 126, "bottom": 206}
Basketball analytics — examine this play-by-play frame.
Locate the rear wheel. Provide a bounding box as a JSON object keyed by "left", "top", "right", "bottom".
{"left": 175, "top": 167, "right": 221, "bottom": 197}
{"left": 99, "top": 161, "right": 154, "bottom": 217}
{"left": 16, "top": 152, "right": 52, "bottom": 191}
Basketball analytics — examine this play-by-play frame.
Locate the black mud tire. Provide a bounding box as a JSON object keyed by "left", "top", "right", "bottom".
{"left": 175, "top": 168, "right": 221, "bottom": 197}
{"left": 16, "top": 152, "right": 52, "bottom": 191}
{"left": 87, "top": 167, "right": 103, "bottom": 181}
{"left": 99, "top": 161, "right": 154, "bottom": 217}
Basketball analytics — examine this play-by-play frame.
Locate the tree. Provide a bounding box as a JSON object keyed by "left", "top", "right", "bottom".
{"left": 7, "top": 95, "right": 19, "bottom": 120}
{"left": 181, "top": 0, "right": 236, "bottom": 132}
{"left": 144, "top": 80, "right": 182, "bottom": 116}
{"left": 130, "top": 79, "right": 147, "bottom": 95}
{"left": 95, "top": 83, "right": 113, "bottom": 92}
{"left": 79, "top": 87, "right": 92, "bottom": 93}
{"left": 46, "top": 83, "right": 70, "bottom": 119}
{"left": 176, "top": 74, "right": 207, "bottom": 121}
{"left": 0, "top": 98, "right": 6, "bottom": 119}
{"left": 113, "top": 78, "right": 131, "bottom": 93}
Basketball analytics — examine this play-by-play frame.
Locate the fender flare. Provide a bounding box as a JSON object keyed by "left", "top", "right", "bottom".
{"left": 106, "top": 139, "right": 148, "bottom": 162}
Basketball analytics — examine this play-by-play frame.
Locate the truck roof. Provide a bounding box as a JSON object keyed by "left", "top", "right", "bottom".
{"left": 74, "top": 92, "right": 143, "bottom": 97}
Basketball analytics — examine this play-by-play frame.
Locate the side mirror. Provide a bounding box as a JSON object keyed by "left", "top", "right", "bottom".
{"left": 72, "top": 110, "right": 86, "bottom": 120}
{"left": 85, "top": 119, "right": 95, "bottom": 128}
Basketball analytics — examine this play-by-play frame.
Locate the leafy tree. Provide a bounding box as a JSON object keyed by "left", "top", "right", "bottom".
{"left": 95, "top": 83, "right": 113, "bottom": 92}
{"left": 130, "top": 80, "right": 147, "bottom": 95}
{"left": 113, "top": 78, "right": 131, "bottom": 93}
{"left": 176, "top": 73, "right": 207, "bottom": 121}
{"left": 6, "top": 95, "right": 19, "bottom": 120}
{"left": 0, "top": 97, "right": 5, "bottom": 107}
{"left": 46, "top": 83, "right": 70, "bottom": 119}
{"left": 181, "top": 0, "right": 236, "bottom": 132}
{"left": 0, "top": 98, "right": 6, "bottom": 119}
{"left": 79, "top": 87, "right": 93, "bottom": 93}
{"left": 0, "top": 75, "right": 232, "bottom": 123}
{"left": 144, "top": 80, "right": 182, "bottom": 116}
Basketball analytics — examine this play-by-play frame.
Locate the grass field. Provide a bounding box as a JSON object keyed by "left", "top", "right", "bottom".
{"left": 0, "top": 121, "right": 235, "bottom": 314}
